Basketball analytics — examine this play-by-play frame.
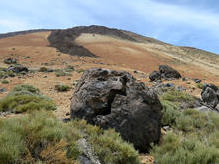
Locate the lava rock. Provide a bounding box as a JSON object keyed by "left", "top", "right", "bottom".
{"left": 159, "top": 65, "right": 181, "bottom": 79}
{"left": 70, "top": 68, "right": 162, "bottom": 152}
{"left": 182, "top": 77, "right": 187, "bottom": 81}
{"left": 194, "top": 79, "right": 201, "bottom": 83}
{"left": 149, "top": 65, "right": 181, "bottom": 81}
{"left": 203, "top": 83, "right": 218, "bottom": 92}
{"left": 201, "top": 85, "right": 219, "bottom": 108}
{"left": 164, "top": 83, "right": 175, "bottom": 88}
{"left": 0, "top": 88, "right": 7, "bottom": 93}
{"left": 149, "top": 71, "right": 161, "bottom": 81}
{"left": 7, "top": 65, "right": 29, "bottom": 73}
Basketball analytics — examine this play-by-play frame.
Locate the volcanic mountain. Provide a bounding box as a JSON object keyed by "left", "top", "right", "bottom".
{"left": 1, "top": 25, "right": 218, "bottom": 81}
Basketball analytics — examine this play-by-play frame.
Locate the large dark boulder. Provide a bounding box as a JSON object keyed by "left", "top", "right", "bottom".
{"left": 201, "top": 84, "right": 219, "bottom": 108}
{"left": 149, "top": 71, "right": 161, "bottom": 81}
{"left": 159, "top": 65, "right": 181, "bottom": 79}
{"left": 70, "top": 68, "right": 162, "bottom": 152}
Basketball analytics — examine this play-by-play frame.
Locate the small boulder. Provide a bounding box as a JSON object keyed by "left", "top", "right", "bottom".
{"left": 7, "top": 65, "right": 29, "bottom": 73}
{"left": 203, "top": 83, "right": 218, "bottom": 92}
{"left": 149, "top": 71, "right": 161, "bottom": 81}
{"left": 4, "top": 58, "right": 17, "bottom": 64}
{"left": 164, "top": 83, "right": 175, "bottom": 88}
{"left": 0, "top": 88, "right": 7, "bottom": 93}
{"left": 70, "top": 68, "right": 162, "bottom": 152}
{"left": 201, "top": 84, "right": 219, "bottom": 108}
{"left": 159, "top": 65, "right": 181, "bottom": 79}
{"left": 194, "top": 79, "right": 201, "bottom": 83}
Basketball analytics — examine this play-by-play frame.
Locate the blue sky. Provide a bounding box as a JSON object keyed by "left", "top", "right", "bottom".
{"left": 0, "top": 0, "right": 219, "bottom": 54}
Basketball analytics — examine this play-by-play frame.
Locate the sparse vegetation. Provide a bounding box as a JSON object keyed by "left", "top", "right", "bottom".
{"left": 65, "top": 65, "right": 75, "bottom": 72}
{"left": 39, "top": 67, "right": 48, "bottom": 72}
{"left": 55, "top": 69, "right": 72, "bottom": 77}
{"left": 0, "top": 111, "right": 140, "bottom": 163}
{"left": 196, "top": 83, "right": 204, "bottom": 89}
{"left": 0, "top": 84, "right": 56, "bottom": 113}
{"left": 76, "top": 69, "right": 84, "bottom": 73}
{"left": 0, "top": 70, "right": 15, "bottom": 79}
{"left": 1, "top": 80, "right": 9, "bottom": 84}
{"left": 151, "top": 131, "right": 218, "bottom": 164}
{"left": 54, "top": 66, "right": 75, "bottom": 77}
{"left": 160, "top": 100, "right": 180, "bottom": 126}
{"left": 153, "top": 88, "right": 219, "bottom": 164}
{"left": 55, "top": 84, "right": 71, "bottom": 92}
{"left": 160, "top": 88, "right": 194, "bottom": 103}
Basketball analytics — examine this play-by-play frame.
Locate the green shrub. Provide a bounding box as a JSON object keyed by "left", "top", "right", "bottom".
{"left": 55, "top": 84, "right": 71, "bottom": 92}
{"left": 160, "top": 89, "right": 194, "bottom": 103}
{"left": 0, "top": 111, "right": 140, "bottom": 163}
{"left": 160, "top": 100, "right": 180, "bottom": 126}
{"left": 55, "top": 70, "right": 71, "bottom": 77}
{"left": 151, "top": 132, "right": 219, "bottom": 164}
{"left": 196, "top": 83, "right": 204, "bottom": 89}
{"left": 151, "top": 108, "right": 219, "bottom": 164}
{"left": 76, "top": 69, "right": 85, "bottom": 73}
{"left": 1, "top": 80, "right": 9, "bottom": 84}
{"left": 0, "top": 84, "right": 56, "bottom": 113}
{"left": 11, "top": 84, "right": 40, "bottom": 95}
{"left": 159, "top": 89, "right": 196, "bottom": 127}
{"left": 39, "top": 67, "right": 48, "bottom": 72}
{"left": 65, "top": 65, "right": 75, "bottom": 72}
{"left": 68, "top": 120, "right": 140, "bottom": 164}
{"left": 0, "top": 70, "right": 15, "bottom": 79}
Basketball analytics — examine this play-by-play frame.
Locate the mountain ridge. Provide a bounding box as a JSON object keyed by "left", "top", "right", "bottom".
{"left": 0, "top": 25, "right": 218, "bottom": 56}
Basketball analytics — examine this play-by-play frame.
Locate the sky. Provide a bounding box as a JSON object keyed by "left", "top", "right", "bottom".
{"left": 0, "top": 0, "right": 219, "bottom": 54}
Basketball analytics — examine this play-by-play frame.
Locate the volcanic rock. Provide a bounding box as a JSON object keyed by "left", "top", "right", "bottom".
{"left": 7, "top": 65, "right": 29, "bottom": 73}
{"left": 159, "top": 65, "right": 181, "bottom": 79}
{"left": 149, "top": 71, "right": 161, "bottom": 81}
{"left": 201, "top": 84, "right": 219, "bottom": 108}
{"left": 70, "top": 68, "right": 162, "bottom": 152}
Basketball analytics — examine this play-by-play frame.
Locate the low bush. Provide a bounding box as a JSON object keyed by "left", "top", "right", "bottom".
{"left": 154, "top": 87, "right": 219, "bottom": 164}
{"left": 65, "top": 65, "right": 75, "bottom": 72}
{"left": 76, "top": 69, "right": 85, "bottom": 73}
{"left": 196, "top": 83, "right": 204, "bottom": 89}
{"left": 151, "top": 132, "right": 219, "bottom": 164}
{"left": 0, "top": 84, "right": 56, "bottom": 113}
{"left": 1, "top": 80, "right": 9, "bottom": 84}
{"left": 0, "top": 111, "right": 140, "bottom": 163}
{"left": 152, "top": 108, "right": 219, "bottom": 164}
{"left": 55, "top": 84, "right": 71, "bottom": 92}
{"left": 159, "top": 88, "right": 197, "bottom": 126}
{"left": 55, "top": 70, "right": 71, "bottom": 77}
{"left": 39, "top": 67, "right": 48, "bottom": 72}
{"left": 160, "top": 100, "right": 180, "bottom": 126}
{"left": 160, "top": 89, "right": 194, "bottom": 103}
{"left": 0, "top": 70, "right": 15, "bottom": 79}
{"left": 69, "top": 120, "right": 140, "bottom": 164}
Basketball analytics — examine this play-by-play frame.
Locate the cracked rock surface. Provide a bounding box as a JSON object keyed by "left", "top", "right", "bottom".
{"left": 70, "top": 68, "right": 162, "bottom": 152}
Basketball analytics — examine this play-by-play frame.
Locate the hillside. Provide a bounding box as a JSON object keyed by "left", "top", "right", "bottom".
{"left": 0, "top": 25, "right": 218, "bottom": 163}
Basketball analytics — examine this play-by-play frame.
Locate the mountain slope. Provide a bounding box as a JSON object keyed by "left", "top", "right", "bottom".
{"left": 0, "top": 25, "right": 218, "bottom": 83}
